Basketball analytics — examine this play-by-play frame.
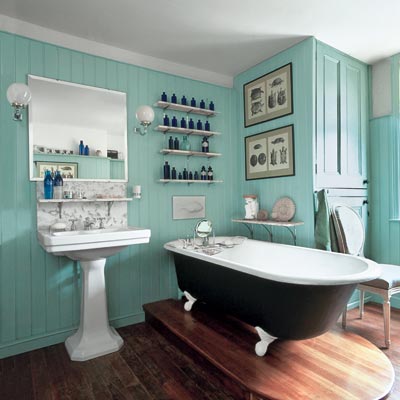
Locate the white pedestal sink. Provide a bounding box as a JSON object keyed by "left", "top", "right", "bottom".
{"left": 38, "top": 226, "right": 151, "bottom": 361}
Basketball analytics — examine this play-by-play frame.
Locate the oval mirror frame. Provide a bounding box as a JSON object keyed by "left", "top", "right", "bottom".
{"left": 195, "top": 219, "right": 213, "bottom": 238}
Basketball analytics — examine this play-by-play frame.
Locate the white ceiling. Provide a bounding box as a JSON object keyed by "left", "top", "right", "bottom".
{"left": 1, "top": 0, "right": 399, "bottom": 86}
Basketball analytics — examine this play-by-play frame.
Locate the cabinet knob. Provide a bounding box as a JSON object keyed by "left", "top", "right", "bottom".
{"left": 363, "top": 200, "right": 368, "bottom": 205}
{"left": 363, "top": 179, "right": 369, "bottom": 185}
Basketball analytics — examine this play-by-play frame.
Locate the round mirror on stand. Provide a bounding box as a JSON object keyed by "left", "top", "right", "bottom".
{"left": 195, "top": 219, "right": 213, "bottom": 246}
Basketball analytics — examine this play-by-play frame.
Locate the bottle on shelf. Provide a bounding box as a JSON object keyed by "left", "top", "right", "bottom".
{"left": 182, "top": 136, "right": 191, "bottom": 151}
{"left": 181, "top": 95, "right": 187, "bottom": 105}
{"left": 171, "top": 93, "right": 177, "bottom": 104}
{"left": 197, "top": 120, "right": 203, "bottom": 130}
{"left": 79, "top": 140, "right": 84, "bottom": 155}
{"left": 190, "top": 97, "right": 196, "bottom": 107}
{"left": 183, "top": 168, "right": 188, "bottom": 180}
{"left": 163, "top": 114, "right": 170, "bottom": 126}
{"left": 189, "top": 171, "right": 193, "bottom": 180}
{"left": 207, "top": 166, "right": 213, "bottom": 181}
{"left": 200, "top": 99, "right": 205, "bottom": 109}
{"left": 84, "top": 145, "right": 89, "bottom": 156}
{"left": 209, "top": 101, "right": 215, "bottom": 111}
{"left": 174, "top": 137, "right": 180, "bottom": 150}
{"left": 180, "top": 117, "right": 187, "bottom": 129}
{"left": 168, "top": 136, "right": 174, "bottom": 149}
{"left": 163, "top": 161, "right": 171, "bottom": 179}
{"left": 44, "top": 170, "right": 54, "bottom": 199}
{"left": 161, "top": 92, "right": 168, "bottom": 102}
{"left": 178, "top": 172, "right": 183, "bottom": 180}
{"left": 200, "top": 166, "right": 207, "bottom": 180}
{"left": 188, "top": 118, "right": 195, "bottom": 129}
{"left": 171, "top": 167, "right": 177, "bottom": 179}
{"left": 194, "top": 171, "right": 199, "bottom": 180}
{"left": 202, "top": 136, "right": 209, "bottom": 153}
{"left": 171, "top": 116, "right": 178, "bottom": 127}
{"left": 205, "top": 120, "right": 210, "bottom": 131}
{"left": 53, "top": 170, "right": 64, "bottom": 199}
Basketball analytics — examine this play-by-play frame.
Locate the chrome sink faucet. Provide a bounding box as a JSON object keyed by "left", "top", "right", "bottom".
{"left": 83, "top": 217, "right": 95, "bottom": 230}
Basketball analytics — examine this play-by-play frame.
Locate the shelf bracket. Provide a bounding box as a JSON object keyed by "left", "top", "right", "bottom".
{"left": 107, "top": 201, "right": 114, "bottom": 216}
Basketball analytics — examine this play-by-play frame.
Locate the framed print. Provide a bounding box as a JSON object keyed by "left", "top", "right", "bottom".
{"left": 36, "top": 161, "right": 78, "bottom": 179}
{"left": 245, "top": 125, "right": 294, "bottom": 180}
{"left": 243, "top": 63, "right": 293, "bottom": 127}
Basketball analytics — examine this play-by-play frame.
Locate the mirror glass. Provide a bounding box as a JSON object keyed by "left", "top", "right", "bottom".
{"left": 28, "top": 75, "right": 127, "bottom": 181}
{"left": 195, "top": 219, "right": 213, "bottom": 238}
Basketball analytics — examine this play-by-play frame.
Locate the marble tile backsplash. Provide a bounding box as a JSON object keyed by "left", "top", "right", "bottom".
{"left": 36, "top": 181, "right": 128, "bottom": 231}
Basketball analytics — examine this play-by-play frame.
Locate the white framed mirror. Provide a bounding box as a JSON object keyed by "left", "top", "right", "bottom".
{"left": 28, "top": 75, "right": 128, "bottom": 182}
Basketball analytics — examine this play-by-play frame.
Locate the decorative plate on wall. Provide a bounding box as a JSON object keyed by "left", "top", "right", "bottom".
{"left": 271, "top": 197, "right": 296, "bottom": 221}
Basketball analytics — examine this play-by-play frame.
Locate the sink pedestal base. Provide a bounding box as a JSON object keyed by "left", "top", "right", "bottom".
{"left": 65, "top": 258, "right": 123, "bottom": 361}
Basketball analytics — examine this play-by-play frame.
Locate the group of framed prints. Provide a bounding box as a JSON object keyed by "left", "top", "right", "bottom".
{"left": 243, "top": 63, "right": 294, "bottom": 180}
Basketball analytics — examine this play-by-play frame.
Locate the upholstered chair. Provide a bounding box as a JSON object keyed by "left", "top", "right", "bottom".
{"left": 332, "top": 204, "right": 400, "bottom": 348}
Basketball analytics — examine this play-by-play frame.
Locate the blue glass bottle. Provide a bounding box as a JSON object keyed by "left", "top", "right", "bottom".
{"left": 163, "top": 114, "right": 170, "bottom": 126}
{"left": 171, "top": 93, "right": 177, "bottom": 103}
{"left": 79, "top": 140, "right": 84, "bottom": 155}
{"left": 163, "top": 161, "right": 171, "bottom": 179}
{"left": 53, "top": 170, "right": 63, "bottom": 199}
{"left": 209, "top": 101, "right": 215, "bottom": 111}
{"left": 161, "top": 91, "right": 167, "bottom": 102}
{"left": 171, "top": 167, "right": 177, "bottom": 179}
{"left": 44, "top": 170, "right": 54, "bottom": 199}
{"left": 200, "top": 166, "right": 207, "bottom": 180}
{"left": 190, "top": 97, "right": 196, "bottom": 107}
{"left": 168, "top": 136, "right": 174, "bottom": 149}
{"left": 171, "top": 116, "right": 178, "bottom": 127}
{"left": 181, "top": 95, "right": 187, "bottom": 105}
{"left": 188, "top": 118, "right": 194, "bottom": 129}
{"left": 180, "top": 117, "right": 187, "bottom": 129}
{"left": 200, "top": 99, "right": 205, "bottom": 109}
{"left": 174, "top": 137, "right": 179, "bottom": 150}
{"left": 194, "top": 171, "right": 199, "bottom": 180}
{"left": 189, "top": 171, "right": 193, "bottom": 180}
{"left": 84, "top": 145, "right": 89, "bottom": 156}
{"left": 183, "top": 168, "right": 188, "bottom": 180}
{"left": 207, "top": 166, "right": 213, "bottom": 181}
{"left": 202, "top": 136, "right": 209, "bottom": 153}
{"left": 205, "top": 120, "right": 210, "bottom": 131}
{"left": 197, "top": 120, "right": 203, "bottom": 130}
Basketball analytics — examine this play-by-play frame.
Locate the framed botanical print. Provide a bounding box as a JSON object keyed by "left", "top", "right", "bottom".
{"left": 245, "top": 125, "right": 294, "bottom": 180}
{"left": 243, "top": 63, "right": 293, "bottom": 127}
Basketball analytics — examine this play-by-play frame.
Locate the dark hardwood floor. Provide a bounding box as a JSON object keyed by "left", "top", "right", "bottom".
{"left": 0, "top": 302, "right": 398, "bottom": 400}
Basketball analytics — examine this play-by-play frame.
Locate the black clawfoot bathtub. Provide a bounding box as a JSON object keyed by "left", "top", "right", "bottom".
{"left": 164, "top": 237, "right": 380, "bottom": 355}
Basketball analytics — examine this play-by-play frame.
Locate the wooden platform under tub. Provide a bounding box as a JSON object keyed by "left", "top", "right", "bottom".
{"left": 143, "top": 299, "right": 394, "bottom": 400}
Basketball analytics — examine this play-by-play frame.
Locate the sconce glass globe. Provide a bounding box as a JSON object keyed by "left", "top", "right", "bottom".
{"left": 7, "top": 83, "right": 32, "bottom": 106}
{"left": 135, "top": 105, "right": 154, "bottom": 125}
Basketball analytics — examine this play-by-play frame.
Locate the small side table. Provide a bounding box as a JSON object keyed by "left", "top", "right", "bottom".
{"left": 232, "top": 219, "right": 304, "bottom": 245}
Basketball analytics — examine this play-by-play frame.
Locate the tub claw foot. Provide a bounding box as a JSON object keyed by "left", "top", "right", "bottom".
{"left": 183, "top": 291, "right": 197, "bottom": 311}
{"left": 255, "top": 327, "right": 277, "bottom": 356}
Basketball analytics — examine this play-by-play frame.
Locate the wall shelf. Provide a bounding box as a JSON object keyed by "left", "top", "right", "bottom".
{"left": 232, "top": 219, "right": 304, "bottom": 245}
{"left": 160, "top": 149, "right": 221, "bottom": 158}
{"left": 159, "top": 179, "right": 223, "bottom": 185}
{"left": 155, "top": 125, "right": 221, "bottom": 137}
{"left": 154, "top": 101, "right": 218, "bottom": 117}
{"left": 38, "top": 198, "right": 132, "bottom": 217}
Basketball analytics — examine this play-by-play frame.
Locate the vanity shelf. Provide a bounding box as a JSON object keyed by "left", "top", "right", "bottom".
{"left": 155, "top": 125, "right": 221, "bottom": 137}
{"left": 38, "top": 198, "right": 133, "bottom": 218}
{"left": 159, "top": 179, "right": 223, "bottom": 184}
{"left": 160, "top": 149, "right": 221, "bottom": 158}
{"left": 154, "top": 101, "right": 218, "bottom": 117}
{"left": 232, "top": 219, "right": 304, "bottom": 245}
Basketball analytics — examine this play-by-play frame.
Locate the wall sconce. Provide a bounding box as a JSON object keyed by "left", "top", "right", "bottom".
{"left": 133, "top": 105, "right": 154, "bottom": 136}
{"left": 7, "top": 83, "right": 32, "bottom": 121}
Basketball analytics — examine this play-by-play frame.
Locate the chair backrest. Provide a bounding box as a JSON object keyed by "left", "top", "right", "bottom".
{"left": 331, "top": 204, "right": 365, "bottom": 256}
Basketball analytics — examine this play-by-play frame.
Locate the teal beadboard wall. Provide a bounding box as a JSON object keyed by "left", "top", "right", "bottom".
{"left": 0, "top": 31, "right": 237, "bottom": 358}
{"left": 0, "top": 31, "right": 321, "bottom": 358}
{"left": 232, "top": 38, "right": 316, "bottom": 247}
